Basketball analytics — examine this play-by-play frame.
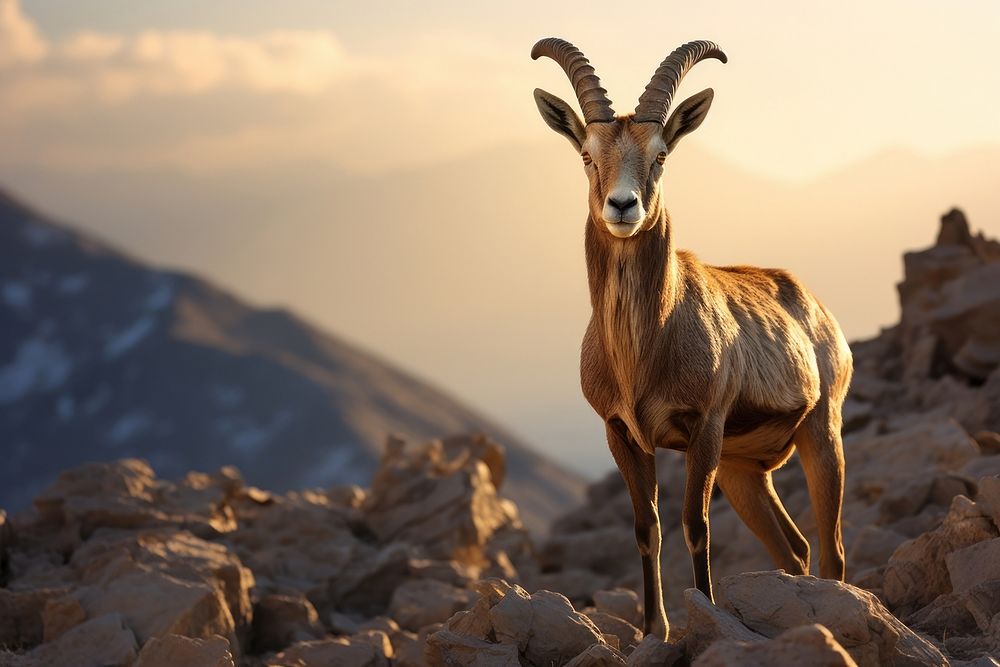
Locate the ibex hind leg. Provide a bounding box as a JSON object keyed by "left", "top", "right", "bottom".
{"left": 716, "top": 462, "right": 810, "bottom": 575}
{"left": 793, "top": 408, "right": 846, "bottom": 581}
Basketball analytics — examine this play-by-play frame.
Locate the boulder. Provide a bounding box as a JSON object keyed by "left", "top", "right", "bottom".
{"left": 41, "top": 594, "right": 86, "bottom": 641}
{"left": 134, "top": 634, "right": 234, "bottom": 667}
{"left": 387, "top": 579, "right": 476, "bottom": 632}
{"left": 584, "top": 611, "right": 643, "bottom": 655}
{"left": 883, "top": 495, "right": 998, "bottom": 612}
{"left": 69, "top": 528, "right": 253, "bottom": 650}
{"left": 251, "top": 593, "right": 324, "bottom": 652}
{"left": 362, "top": 437, "right": 525, "bottom": 564}
{"left": 33, "top": 460, "right": 236, "bottom": 540}
{"left": 719, "top": 571, "right": 947, "bottom": 667}
{"left": 593, "top": 588, "right": 642, "bottom": 629}
{"left": 565, "top": 643, "right": 628, "bottom": 666}
{"left": 424, "top": 630, "right": 521, "bottom": 666}
{"left": 947, "top": 537, "right": 1000, "bottom": 593}
{"left": 683, "top": 588, "right": 765, "bottom": 658}
{"left": 273, "top": 636, "right": 390, "bottom": 667}
{"left": 976, "top": 475, "right": 1000, "bottom": 529}
{"left": 490, "top": 587, "right": 606, "bottom": 666}
{"left": 692, "top": 624, "right": 858, "bottom": 667}
{"left": 624, "top": 635, "right": 684, "bottom": 667}
{"left": 327, "top": 542, "right": 410, "bottom": 616}
{"left": 23, "top": 613, "right": 138, "bottom": 667}
{"left": 0, "top": 587, "right": 68, "bottom": 649}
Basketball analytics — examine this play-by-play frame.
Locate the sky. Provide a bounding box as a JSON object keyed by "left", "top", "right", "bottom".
{"left": 2, "top": 0, "right": 999, "bottom": 478}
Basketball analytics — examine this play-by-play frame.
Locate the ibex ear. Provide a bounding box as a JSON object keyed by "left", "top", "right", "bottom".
{"left": 534, "top": 88, "right": 586, "bottom": 151}
{"left": 662, "top": 88, "right": 714, "bottom": 152}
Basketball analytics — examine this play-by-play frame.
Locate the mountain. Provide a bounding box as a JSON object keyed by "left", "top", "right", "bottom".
{"left": 3, "top": 143, "right": 998, "bottom": 479}
{"left": 0, "top": 188, "right": 584, "bottom": 531}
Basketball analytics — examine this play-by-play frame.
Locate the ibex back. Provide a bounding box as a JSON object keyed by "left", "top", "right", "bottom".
{"left": 531, "top": 38, "right": 852, "bottom": 638}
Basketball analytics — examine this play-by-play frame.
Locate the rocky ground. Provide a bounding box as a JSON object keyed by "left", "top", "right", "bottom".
{"left": 2, "top": 209, "right": 1000, "bottom": 666}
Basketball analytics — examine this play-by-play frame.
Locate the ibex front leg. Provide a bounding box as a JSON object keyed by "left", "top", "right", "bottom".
{"left": 683, "top": 417, "right": 723, "bottom": 600}
{"left": 606, "top": 418, "right": 668, "bottom": 638}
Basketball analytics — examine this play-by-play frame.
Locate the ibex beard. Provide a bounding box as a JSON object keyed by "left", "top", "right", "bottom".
{"left": 532, "top": 38, "right": 852, "bottom": 639}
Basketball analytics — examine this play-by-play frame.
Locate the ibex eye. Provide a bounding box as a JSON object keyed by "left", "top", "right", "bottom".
{"left": 581, "top": 152, "right": 593, "bottom": 165}
{"left": 656, "top": 152, "right": 667, "bottom": 165}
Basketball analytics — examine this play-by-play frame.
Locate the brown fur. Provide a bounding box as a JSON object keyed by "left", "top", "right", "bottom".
{"left": 538, "top": 111, "right": 852, "bottom": 637}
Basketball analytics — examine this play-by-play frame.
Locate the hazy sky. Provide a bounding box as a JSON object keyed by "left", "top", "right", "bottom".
{"left": 3, "top": 0, "right": 999, "bottom": 180}
{"left": 2, "top": 0, "right": 999, "bottom": 478}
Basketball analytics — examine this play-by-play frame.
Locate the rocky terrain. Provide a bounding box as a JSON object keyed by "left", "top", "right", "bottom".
{"left": 0, "top": 187, "right": 583, "bottom": 532}
{"left": 3, "top": 208, "right": 1000, "bottom": 666}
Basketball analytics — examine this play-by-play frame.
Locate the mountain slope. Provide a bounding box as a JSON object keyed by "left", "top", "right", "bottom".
{"left": 0, "top": 188, "right": 584, "bottom": 531}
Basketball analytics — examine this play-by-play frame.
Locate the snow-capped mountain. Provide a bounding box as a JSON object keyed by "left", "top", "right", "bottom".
{"left": 0, "top": 188, "right": 583, "bottom": 530}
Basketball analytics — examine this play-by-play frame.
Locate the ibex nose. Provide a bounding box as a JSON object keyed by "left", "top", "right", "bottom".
{"left": 608, "top": 195, "right": 638, "bottom": 212}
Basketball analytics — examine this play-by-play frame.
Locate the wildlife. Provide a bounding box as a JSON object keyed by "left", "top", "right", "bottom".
{"left": 531, "top": 37, "right": 853, "bottom": 638}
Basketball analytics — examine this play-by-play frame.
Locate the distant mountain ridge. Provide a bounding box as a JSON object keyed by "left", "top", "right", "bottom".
{"left": 0, "top": 188, "right": 584, "bottom": 531}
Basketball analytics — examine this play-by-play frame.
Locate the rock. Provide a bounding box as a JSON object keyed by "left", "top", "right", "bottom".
{"left": 593, "top": 588, "right": 642, "bottom": 629}
{"left": 584, "top": 611, "right": 643, "bottom": 655}
{"left": 274, "top": 636, "right": 390, "bottom": 667}
{"left": 41, "top": 594, "right": 86, "bottom": 641}
{"left": 683, "top": 588, "right": 765, "bottom": 658}
{"left": 387, "top": 579, "right": 476, "bottom": 632}
{"left": 964, "top": 580, "right": 1000, "bottom": 631}
{"left": 847, "top": 525, "right": 908, "bottom": 573}
{"left": 624, "top": 634, "right": 684, "bottom": 667}
{"left": 24, "top": 613, "right": 138, "bottom": 667}
{"left": 134, "top": 634, "right": 234, "bottom": 667}
{"left": 565, "top": 643, "right": 628, "bottom": 666}
{"left": 977, "top": 475, "right": 1000, "bottom": 529}
{"left": 719, "top": 571, "right": 947, "bottom": 667}
{"left": 424, "top": 630, "right": 521, "bottom": 666}
{"left": 362, "top": 436, "right": 525, "bottom": 564}
{"left": 251, "top": 593, "right": 324, "bottom": 652}
{"left": 490, "top": 587, "right": 606, "bottom": 666}
{"left": 68, "top": 528, "right": 253, "bottom": 650}
{"left": 907, "top": 592, "right": 980, "bottom": 639}
{"left": 947, "top": 537, "right": 1000, "bottom": 593}
{"left": 974, "top": 432, "right": 1000, "bottom": 456}
{"left": 33, "top": 460, "right": 235, "bottom": 540}
{"left": 0, "top": 587, "right": 68, "bottom": 649}
{"left": 692, "top": 624, "right": 858, "bottom": 667}
{"left": 0, "top": 510, "right": 10, "bottom": 584}
{"left": 327, "top": 542, "right": 410, "bottom": 616}
{"left": 227, "top": 487, "right": 359, "bottom": 605}
{"left": 883, "top": 494, "right": 998, "bottom": 612}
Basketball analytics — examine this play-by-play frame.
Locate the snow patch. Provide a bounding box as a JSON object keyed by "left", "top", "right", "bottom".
{"left": 56, "top": 395, "right": 75, "bottom": 420}
{"left": 0, "top": 338, "right": 73, "bottom": 404}
{"left": 22, "top": 223, "right": 64, "bottom": 247}
{"left": 107, "top": 412, "right": 152, "bottom": 445}
{"left": 2, "top": 282, "right": 31, "bottom": 309}
{"left": 216, "top": 410, "right": 293, "bottom": 452}
{"left": 211, "top": 384, "right": 245, "bottom": 408}
{"left": 83, "top": 385, "right": 112, "bottom": 416}
{"left": 307, "top": 445, "right": 363, "bottom": 486}
{"left": 57, "top": 273, "right": 90, "bottom": 295}
{"left": 104, "top": 316, "right": 155, "bottom": 359}
{"left": 145, "top": 277, "right": 175, "bottom": 311}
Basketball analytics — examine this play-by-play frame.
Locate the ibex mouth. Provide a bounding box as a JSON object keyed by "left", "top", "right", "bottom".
{"left": 605, "top": 221, "right": 641, "bottom": 239}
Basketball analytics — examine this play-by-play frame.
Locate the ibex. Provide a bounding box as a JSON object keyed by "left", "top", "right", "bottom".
{"left": 531, "top": 38, "right": 852, "bottom": 637}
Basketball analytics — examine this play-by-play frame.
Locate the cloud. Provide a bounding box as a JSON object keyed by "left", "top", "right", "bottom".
{"left": 0, "top": 0, "right": 48, "bottom": 66}
{"left": 0, "top": 0, "right": 359, "bottom": 115}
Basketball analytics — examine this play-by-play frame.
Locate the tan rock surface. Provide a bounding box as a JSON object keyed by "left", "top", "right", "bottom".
{"left": 719, "top": 571, "right": 948, "bottom": 666}
{"left": 692, "top": 624, "right": 858, "bottom": 667}
{"left": 134, "top": 634, "right": 234, "bottom": 667}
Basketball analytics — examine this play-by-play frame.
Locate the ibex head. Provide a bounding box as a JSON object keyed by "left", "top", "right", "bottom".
{"left": 532, "top": 38, "right": 726, "bottom": 239}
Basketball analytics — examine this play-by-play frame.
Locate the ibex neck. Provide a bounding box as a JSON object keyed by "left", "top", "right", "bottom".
{"left": 585, "top": 206, "right": 677, "bottom": 325}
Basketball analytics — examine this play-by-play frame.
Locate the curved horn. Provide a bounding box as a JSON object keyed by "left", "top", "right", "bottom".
{"left": 633, "top": 40, "right": 727, "bottom": 125}
{"left": 531, "top": 37, "right": 615, "bottom": 124}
